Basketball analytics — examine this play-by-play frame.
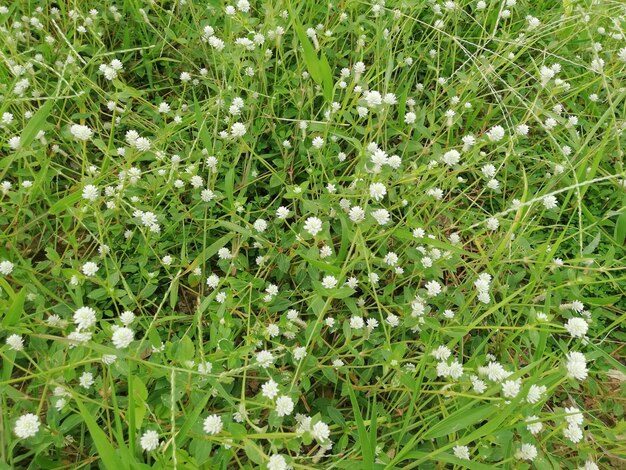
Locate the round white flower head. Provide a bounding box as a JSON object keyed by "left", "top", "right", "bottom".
{"left": 276, "top": 206, "right": 290, "bottom": 219}
{"left": 425, "top": 280, "right": 442, "bottom": 297}
{"left": 254, "top": 219, "right": 268, "bottom": 233}
{"left": 268, "top": 454, "right": 288, "bottom": 470}
{"left": 6, "top": 334, "right": 24, "bottom": 351}
{"left": 515, "top": 443, "right": 537, "bottom": 461}
{"left": 543, "top": 195, "right": 558, "bottom": 209}
{"left": 525, "top": 415, "right": 543, "bottom": 434}
{"left": 112, "top": 327, "right": 134, "bottom": 349}
{"left": 203, "top": 414, "right": 223, "bottom": 435}
{"left": 275, "top": 395, "right": 295, "bottom": 417}
{"left": 140, "top": 430, "right": 160, "bottom": 451}
{"left": 453, "top": 445, "right": 470, "bottom": 460}
{"left": 312, "top": 136, "right": 324, "bottom": 149}
{"left": 79, "top": 371, "right": 95, "bottom": 388}
{"left": 486, "top": 125, "right": 505, "bottom": 142}
{"left": 231, "top": 122, "right": 247, "bottom": 137}
{"left": 441, "top": 150, "right": 461, "bottom": 166}
{"left": 14, "top": 413, "right": 40, "bottom": 439}
{"left": 261, "top": 379, "right": 279, "bottom": 399}
{"left": 369, "top": 182, "right": 387, "bottom": 201}
{"left": 70, "top": 124, "right": 93, "bottom": 141}
{"left": 303, "top": 216, "right": 323, "bottom": 236}
{"left": 526, "top": 384, "right": 547, "bottom": 404}
{"left": 73, "top": 306, "right": 97, "bottom": 330}
{"left": 256, "top": 350, "right": 274, "bottom": 368}
{"left": 82, "top": 262, "right": 99, "bottom": 277}
{"left": 565, "top": 351, "right": 588, "bottom": 381}
{"left": 0, "top": 260, "right": 15, "bottom": 275}
{"left": 120, "top": 310, "right": 135, "bottom": 325}
{"left": 311, "top": 420, "right": 331, "bottom": 442}
{"left": 82, "top": 184, "right": 99, "bottom": 201}
{"left": 564, "top": 317, "right": 588, "bottom": 338}
{"left": 344, "top": 208, "right": 362, "bottom": 227}
{"left": 321, "top": 275, "right": 338, "bottom": 289}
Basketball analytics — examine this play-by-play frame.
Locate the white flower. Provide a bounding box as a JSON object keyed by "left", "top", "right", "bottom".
{"left": 256, "top": 350, "right": 274, "bottom": 368}
{"left": 515, "top": 443, "right": 537, "bottom": 461}
{"left": 563, "top": 424, "right": 583, "bottom": 443}
{"left": 253, "top": 219, "right": 268, "bottom": 233}
{"left": 526, "top": 384, "right": 547, "bottom": 404}
{"left": 441, "top": 150, "right": 461, "bottom": 166}
{"left": 73, "top": 306, "right": 97, "bottom": 330}
{"left": 82, "top": 184, "right": 99, "bottom": 201}
{"left": 206, "top": 274, "right": 220, "bottom": 288}
{"left": 293, "top": 346, "right": 306, "bottom": 361}
{"left": 578, "top": 461, "right": 598, "bottom": 470}
{"left": 486, "top": 125, "right": 505, "bottom": 142}
{"left": 201, "top": 189, "right": 215, "bottom": 202}
{"left": 486, "top": 217, "right": 499, "bottom": 231}
{"left": 564, "top": 317, "right": 588, "bottom": 338}
{"left": 349, "top": 206, "right": 366, "bottom": 223}
{"left": 231, "top": 122, "right": 247, "bottom": 137}
{"left": 543, "top": 195, "right": 558, "bottom": 209}
{"left": 276, "top": 206, "right": 290, "bottom": 219}
{"left": 565, "top": 351, "right": 588, "bottom": 381}
{"left": 261, "top": 379, "right": 279, "bottom": 399}
{"left": 112, "top": 327, "right": 134, "bottom": 349}
{"left": 364, "top": 90, "right": 382, "bottom": 107}
{"left": 350, "top": 316, "right": 365, "bottom": 329}
{"left": 275, "top": 395, "right": 294, "bottom": 417}
{"left": 70, "top": 124, "right": 93, "bottom": 141}
{"left": 198, "top": 361, "right": 213, "bottom": 374}
{"left": 140, "top": 430, "right": 160, "bottom": 451}
{"left": 79, "top": 371, "right": 95, "bottom": 388}
{"left": 133, "top": 137, "right": 151, "bottom": 152}
{"left": 311, "top": 421, "right": 331, "bottom": 442}
{"left": 0, "top": 260, "right": 15, "bottom": 275}
{"left": 6, "top": 334, "right": 24, "bottom": 351}
{"left": 203, "top": 414, "right": 223, "bottom": 435}
{"left": 425, "top": 280, "right": 442, "bottom": 297}
{"left": 82, "top": 262, "right": 99, "bottom": 277}
{"left": 14, "top": 413, "right": 40, "bottom": 439}
{"left": 501, "top": 379, "right": 521, "bottom": 398}
{"left": 453, "top": 445, "right": 470, "bottom": 460}
{"left": 312, "top": 136, "right": 324, "bottom": 149}
{"left": 268, "top": 454, "right": 288, "bottom": 470}
{"left": 303, "top": 217, "right": 323, "bottom": 236}
{"left": 322, "top": 275, "right": 338, "bottom": 289}
{"left": 431, "top": 345, "right": 451, "bottom": 361}
{"left": 526, "top": 415, "right": 543, "bottom": 434}
{"left": 371, "top": 209, "right": 390, "bottom": 225}
{"left": 369, "top": 182, "right": 387, "bottom": 201}
{"left": 404, "top": 112, "right": 416, "bottom": 124}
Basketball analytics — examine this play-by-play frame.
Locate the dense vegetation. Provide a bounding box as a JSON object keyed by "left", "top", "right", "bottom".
{"left": 1, "top": 0, "right": 625, "bottom": 468}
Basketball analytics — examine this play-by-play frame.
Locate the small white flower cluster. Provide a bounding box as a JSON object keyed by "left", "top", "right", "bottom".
{"left": 98, "top": 59, "right": 123, "bottom": 80}
{"left": 474, "top": 273, "right": 492, "bottom": 304}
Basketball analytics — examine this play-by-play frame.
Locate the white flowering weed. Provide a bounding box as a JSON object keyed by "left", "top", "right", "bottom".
{"left": 0, "top": 0, "right": 623, "bottom": 468}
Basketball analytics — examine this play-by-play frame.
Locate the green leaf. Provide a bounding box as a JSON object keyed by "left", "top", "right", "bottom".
{"left": 614, "top": 211, "right": 626, "bottom": 245}
{"left": 346, "top": 381, "right": 374, "bottom": 470}
{"left": 132, "top": 376, "right": 148, "bottom": 428}
{"left": 3, "top": 287, "right": 25, "bottom": 327}
{"left": 244, "top": 440, "right": 265, "bottom": 465}
{"left": 73, "top": 397, "right": 127, "bottom": 470}
{"left": 49, "top": 191, "right": 82, "bottom": 215}
{"left": 292, "top": 19, "right": 322, "bottom": 84}
{"left": 422, "top": 403, "right": 495, "bottom": 440}
{"left": 320, "top": 52, "right": 334, "bottom": 103}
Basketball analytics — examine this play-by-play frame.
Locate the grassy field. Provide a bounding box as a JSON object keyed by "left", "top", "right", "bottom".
{"left": 1, "top": 0, "right": 625, "bottom": 468}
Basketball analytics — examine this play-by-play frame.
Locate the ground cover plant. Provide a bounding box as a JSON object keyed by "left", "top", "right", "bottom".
{"left": 1, "top": 0, "right": 626, "bottom": 468}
